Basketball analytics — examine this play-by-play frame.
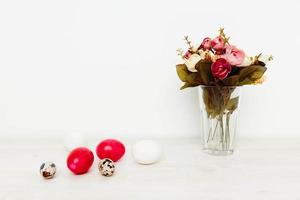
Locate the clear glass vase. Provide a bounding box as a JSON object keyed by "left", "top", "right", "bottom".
{"left": 198, "top": 86, "right": 241, "bottom": 155}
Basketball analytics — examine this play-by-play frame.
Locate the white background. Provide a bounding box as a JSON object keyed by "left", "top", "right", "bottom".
{"left": 0, "top": 0, "right": 299, "bottom": 139}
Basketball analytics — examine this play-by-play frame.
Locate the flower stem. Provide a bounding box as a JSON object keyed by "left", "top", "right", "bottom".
{"left": 208, "top": 120, "right": 219, "bottom": 143}
{"left": 225, "top": 113, "right": 231, "bottom": 150}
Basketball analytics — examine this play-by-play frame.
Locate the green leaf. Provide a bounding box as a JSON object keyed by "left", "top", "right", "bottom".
{"left": 195, "top": 60, "right": 213, "bottom": 85}
{"left": 180, "top": 83, "right": 190, "bottom": 90}
{"left": 201, "top": 86, "right": 225, "bottom": 118}
{"left": 186, "top": 73, "right": 202, "bottom": 85}
{"left": 238, "top": 65, "right": 267, "bottom": 85}
{"left": 176, "top": 64, "right": 189, "bottom": 82}
{"left": 222, "top": 75, "right": 240, "bottom": 86}
{"left": 176, "top": 63, "right": 204, "bottom": 89}
{"left": 202, "top": 88, "right": 216, "bottom": 117}
{"left": 226, "top": 97, "right": 239, "bottom": 112}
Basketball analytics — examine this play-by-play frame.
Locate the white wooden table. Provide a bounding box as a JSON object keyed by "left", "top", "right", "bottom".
{"left": 0, "top": 137, "right": 299, "bottom": 200}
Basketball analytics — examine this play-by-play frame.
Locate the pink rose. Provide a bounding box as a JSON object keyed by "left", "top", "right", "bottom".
{"left": 184, "top": 50, "right": 192, "bottom": 59}
{"left": 200, "top": 37, "right": 211, "bottom": 50}
{"left": 222, "top": 45, "right": 245, "bottom": 66}
{"left": 211, "top": 36, "right": 225, "bottom": 51}
{"left": 211, "top": 58, "right": 232, "bottom": 80}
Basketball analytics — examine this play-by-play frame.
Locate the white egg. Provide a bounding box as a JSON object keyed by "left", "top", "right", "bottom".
{"left": 63, "top": 132, "right": 85, "bottom": 151}
{"left": 132, "top": 140, "right": 163, "bottom": 164}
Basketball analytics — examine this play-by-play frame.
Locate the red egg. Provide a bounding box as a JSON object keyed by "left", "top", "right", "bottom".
{"left": 67, "top": 147, "right": 94, "bottom": 175}
{"left": 96, "top": 139, "right": 125, "bottom": 162}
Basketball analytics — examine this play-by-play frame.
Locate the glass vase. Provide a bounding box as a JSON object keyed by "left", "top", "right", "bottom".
{"left": 198, "top": 86, "right": 241, "bottom": 155}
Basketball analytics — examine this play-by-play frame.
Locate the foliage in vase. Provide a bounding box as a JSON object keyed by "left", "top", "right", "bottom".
{"left": 176, "top": 28, "right": 272, "bottom": 118}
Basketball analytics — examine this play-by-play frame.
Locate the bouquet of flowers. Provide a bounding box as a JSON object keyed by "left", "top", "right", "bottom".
{"left": 176, "top": 28, "right": 272, "bottom": 154}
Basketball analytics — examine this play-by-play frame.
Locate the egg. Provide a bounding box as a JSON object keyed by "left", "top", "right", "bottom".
{"left": 96, "top": 139, "right": 126, "bottom": 162}
{"left": 63, "top": 132, "right": 85, "bottom": 152}
{"left": 98, "top": 158, "right": 115, "bottom": 177}
{"left": 132, "top": 140, "right": 163, "bottom": 165}
{"left": 40, "top": 162, "right": 56, "bottom": 179}
{"left": 66, "top": 147, "right": 94, "bottom": 175}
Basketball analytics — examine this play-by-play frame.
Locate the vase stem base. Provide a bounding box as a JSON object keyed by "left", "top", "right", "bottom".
{"left": 203, "top": 148, "right": 233, "bottom": 156}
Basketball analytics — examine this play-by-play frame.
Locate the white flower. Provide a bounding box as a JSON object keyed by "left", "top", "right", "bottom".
{"left": 258, "top": 54, "right": 273, "bottom": 64}
{"left": 191, "top": 44, "right": 199, "bottom": 52}
{"left": 239, "top": 56, "right": 253, "bottom": 67}
{"left": 184, "top": 54, "right": 201, "bottom": 72}
{"left": 198, "top": 49, "right": 206, "bottom": 59}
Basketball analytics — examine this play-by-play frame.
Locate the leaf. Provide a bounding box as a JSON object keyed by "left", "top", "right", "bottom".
{"left": 180, "top": 75, "right": 202, "bottom": 90}
{"left": 186, "top": 73, "right": 202, "bottom": 85}
{"left": 201, "top": 86, "right": 225, "bottom": 118}
{"left": 176, "top": 64, "right": 204, "bottom": 89}
{"left": 176, "top": 64, "right": 189, "bottom": 82}
{"left": 257, "top": 61, "right": 266, "bottom": 66}
{"left": 195, "top": 60, "right": 213, "bottom": 85}
{"left": 180, "top": 83, "right": 190, "bottom": 90}
{"left": 222, "top": 65, "right": 267, "bottom": 86}
{"left": 202, "top": 87, "right": 217, "bottom": 117}
{"left": 222, "top": 75, "right": 240, "bottom": 86}
{"left": 226, "top": 97, "right": 239, "bottom": 112}
{"left": 238, "top": 65, "right": 267, "bottom": 85}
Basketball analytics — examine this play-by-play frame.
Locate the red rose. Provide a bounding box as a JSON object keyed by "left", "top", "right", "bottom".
{"left": 200, "top": 37, "right": 211, "bottom": 50}
{"left": 211, "top": 58, "right": 232, "bottom": 80}
{"left": 211, "top": 36, "right": 225, "bottom": 51}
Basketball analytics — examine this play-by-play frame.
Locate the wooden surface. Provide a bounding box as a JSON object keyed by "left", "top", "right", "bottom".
{"left": 0, "top": 137, "right": 299, "bottom": 200}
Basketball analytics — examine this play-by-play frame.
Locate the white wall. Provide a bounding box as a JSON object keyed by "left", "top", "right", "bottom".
{"left": 0, "top": 0, "right": 299, "bottom": 138}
